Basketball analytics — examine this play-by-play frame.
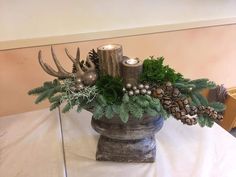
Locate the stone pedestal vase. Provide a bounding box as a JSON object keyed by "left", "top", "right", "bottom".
{"left": 91, "top": 115, "right": 164, "bottom": 163}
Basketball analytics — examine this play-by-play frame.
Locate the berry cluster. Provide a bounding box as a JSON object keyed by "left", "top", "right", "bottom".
{"left": 123, "top": 83, "right": 152, "bottom": 96}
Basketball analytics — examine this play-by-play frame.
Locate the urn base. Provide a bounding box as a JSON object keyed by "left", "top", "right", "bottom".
{"left": 96, "top": 135, "right": 156, "bottom": 163}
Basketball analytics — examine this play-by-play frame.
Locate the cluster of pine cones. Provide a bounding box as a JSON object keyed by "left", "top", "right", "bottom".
{"left": 152, "top": 82, "right": 223, "bottom": 126}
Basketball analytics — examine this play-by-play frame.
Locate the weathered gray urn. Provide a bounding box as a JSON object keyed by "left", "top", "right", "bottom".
{"left": 91, "top": 115, "right": 164, "bottom": 163}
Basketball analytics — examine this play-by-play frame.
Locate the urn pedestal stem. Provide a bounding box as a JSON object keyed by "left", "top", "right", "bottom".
{"left": 91, "top": 115, "right": 164, "bottom": 163}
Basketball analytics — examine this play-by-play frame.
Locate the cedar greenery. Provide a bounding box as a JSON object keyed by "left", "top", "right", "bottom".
{"left": 95, "top": 75, "right": 124, "bottom": 104}
{"left": 140, "top": 57, "right": 183, "bottom": 84}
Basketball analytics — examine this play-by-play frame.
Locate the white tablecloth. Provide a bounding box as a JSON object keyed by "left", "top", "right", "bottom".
{"left": 1, "top": 108, "right": 236, "bottom": 177}
{"left": 0, "top": 109, "right": 65, "bottom": 177}
{"left": 61, "top": 109, "right": 236, "bottom": 177}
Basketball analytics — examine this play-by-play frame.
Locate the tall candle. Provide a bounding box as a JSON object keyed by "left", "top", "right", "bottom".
{"left": 97, "top": 44, "right": 123, "bottom": 77}
{"left": 121, "top": 58, "right": 143, "bottom": 85}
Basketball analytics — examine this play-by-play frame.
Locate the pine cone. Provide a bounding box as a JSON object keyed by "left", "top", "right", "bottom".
{"left": 152, "top": 88, "right": 164, "bottom": 98}
{"left": 172, "top": 88, "right": 181, "bottom": 97}
{"left": 152, "top": 82, "right": 224, "bottom": 126}
{"left": 88, "top": 49, "right": 99, "bottom": 72}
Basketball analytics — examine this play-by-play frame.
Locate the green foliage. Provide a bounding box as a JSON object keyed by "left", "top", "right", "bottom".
{"left": 122, "top": 93, "right": 129, "bottom": 103}
{"left": 93, "top": 105, "right": 104, "bottom": 119}
{"left": 62, "top": 102, "right": 73, "bottom": 113}
{"left": 28, "top": 57, "right": 223, "bottom": 128}
{"left": 49, "top": 94, "right": 64, "bottom": 111}
{"left": 208, "top": 102, "right": 226, "bottom": 112}
{"left": 96, "top": 75, "right": 124, "bottom": 104}
{"left": 127, "top": 101, "right": 144, "bottom": 119}
{"left": 119, "top": 104, "right": 129, "bottom": 123}
{"left": 28, "top": 79, "right": 62, "bottom": 104}
{"left": 174, "top": 78, "right": 216, "bottom": 95}
{"left": 50, "top": 101, "right": 61, "bottom": 111}
{"left": 191, "top": 92, "right": 208, "bottom": 106}
{"left": 145, "top": 107, "right": 158, "bottom": 117}
{"left": 140, "top": 57, "right": 183, "bottom": 84}
{"left": 197, "top": 115, "right": 214, "bottom": 128}
{"left": 105, "top": 105, "right": 114, "bottom": 119}
{"left": 173, "top": 78, "right": 225, "bottom": 127}
{"left": 190, "top": 92, "right": 225, "bottom": 127}
{"left": 191, "top": 93, "right": 226, "bottom": 127}
{"left": 91, "top": 94, "right": 168, "bottom": 123}
{"left": 59, "top": 80, "right": 99, "bottom": 113}
{"left": 190, "top": 79, "right": 216, "bottom": 91}
{"left": 28, "top": 78, "right": 99, "bottom": 112}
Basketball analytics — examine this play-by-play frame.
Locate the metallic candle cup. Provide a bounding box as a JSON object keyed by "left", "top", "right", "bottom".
{"left": 97, "top": 44, "right": 123, "bottom": 77}
{"left": 121, "top": 58, "right": 143, "bottom": 85}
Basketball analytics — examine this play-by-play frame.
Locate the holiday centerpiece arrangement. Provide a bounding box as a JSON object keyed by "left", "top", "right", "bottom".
{"left": 29, "top": 44, "right": 225, "bottom": 163}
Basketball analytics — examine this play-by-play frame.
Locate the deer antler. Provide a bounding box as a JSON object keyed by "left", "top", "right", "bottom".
{"left": 84, "top": 56, "right": 95, "bottom": 71}
{"left": 65, "top": 48, "right": 96, "bottom": 74}
{"left": 38, "top": 46, "right": 74, "bottom": 79}
{"left": 65, "top": 47, "right": 85, "bottom": 77}
{"left": 38, "top": 46, "right": 98, "bottom": 86}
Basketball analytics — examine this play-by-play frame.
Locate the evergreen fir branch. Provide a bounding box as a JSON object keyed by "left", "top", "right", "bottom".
{"left": 105, "top": 105, "right": 114, "bottom": 119}
{"left": 190, "top": 79, "right": 216, "bottom": 91}
{"left": 135, "top": 96, "right": 149, "bottom": 108}
{"left": 174, "top": 79, "right": 216, "bottom": 99}
{"left": 43, "top": 81, "right": 54, "bottom": 87}
{"left": 205, "top": 116, "right": 214, "bottom": 127}
{"left": 145, "top": 107, "right": 158, "bottom": 117}
{"left": 93, "top": 105, "right": 104, "bottom": 119}
{"left": 62, "top": 98, "right": 78, "bottom": 113}
{"left": 47, "top": 86, "right": 62, "bottom": 98}
{"left": 208, "top": 102, "right": 226, "bottom": 112}
{"left": 160, "top": 108, "right": 169, "bottom": 119}
{"left": 197, "top": 115, "right": 214, "bottom": 127}
{"left": 62, "top": 103, "right": 72, "bottom": 113}
{"left": 50, "top": 101, "right": 61, "bottom": 111}
{"left": 29, "top": 79, "right": 63, "bottom": 104}
{"left": 35, "top": 91, "right": 50, "bottom": 104}
{"left": 97, "top": 94, "right": 107, "bottom": 106}
{"left": 49, "top": 94, "right": 63, "bottom": 103}
{"left": 112, "top": 104, "right": 121, "bottom": 115}
{"left": 197, "top": 115, "right": 206, "bottom": 127}
{"left": 190, "top": 93, "right": 201, "bottom": 106}
{"left": 28, "top": 86, "right": 47, "bottom": 95}
{"left": 77, "top": 105, "right": 82, "bottom": 113}
{"left": 149, "top": 98, "right": 161, "bottom": 112}
{"left": 190, "top": 79, "right": 216, "bottom": 87}
{"left": 43, "top": 79, "right": 60, "bottom": 88}
{"left": 193, "top": 92, "right": 208, "bottom": 106}
{"left": 119, "top": 103, "right": 129, "bottom": 123}
{"left": 122, "top": 93, "right": 129, "bottom": 103}
{"left": 174, "top": 82, "right": 196, "bottom": 94}
{"left": 127, "top": 102, "right": 143, "bottom": 119}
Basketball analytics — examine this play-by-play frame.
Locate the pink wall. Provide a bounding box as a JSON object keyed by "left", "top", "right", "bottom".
{"left": 1, "top": 24, "right": 236, "bottom": 116}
